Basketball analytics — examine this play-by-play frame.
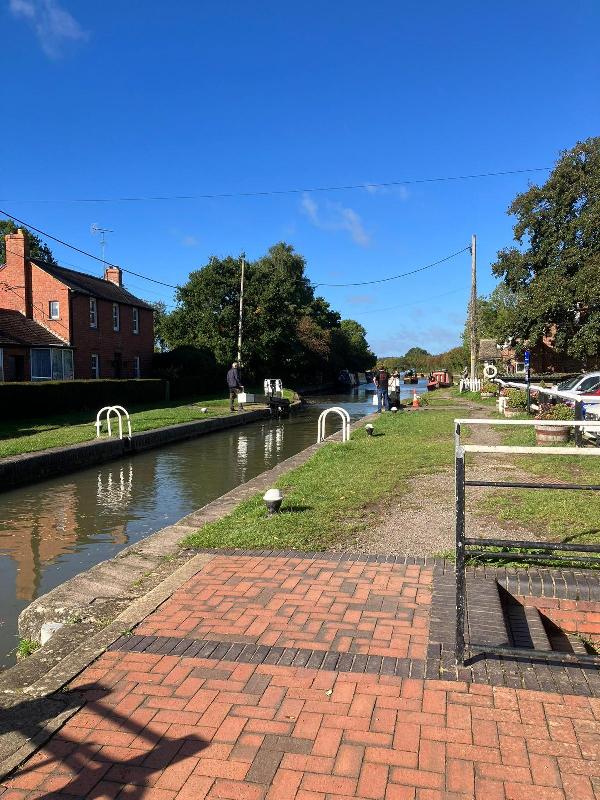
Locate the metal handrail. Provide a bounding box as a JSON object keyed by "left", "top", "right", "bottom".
{"left": 95, "top": 405, "right": 132, "bottom": 440}
{"left": 317, "top": 407, "right": 351, "bottom": 443}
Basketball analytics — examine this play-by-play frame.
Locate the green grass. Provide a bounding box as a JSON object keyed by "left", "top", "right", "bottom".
{"left": 16, "top": 638, "right": 40, "bottom": 658}
{"left": 478, "top": 416, "right": 600, "bottom": 546}
{"left": 182, "top": 408, "right": 457, "bottom": 552}
{"left": 0, "top": 386, "right": 295, "bottom": 459}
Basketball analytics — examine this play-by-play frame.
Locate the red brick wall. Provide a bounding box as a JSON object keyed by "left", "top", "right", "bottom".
{"left": 518, "top": 595, "right": 600, "bottom": 648}
{"left": 70, "top": 294, "right": 154, "bottom": 379}
{"left": 0, "top": 231, "right": 31, "bottom": 314}
{"left": 29, "top": 263, "right": 71, "bottom": 343}
{"left": 1, "top": 346, "right": 30, "bottom": 381}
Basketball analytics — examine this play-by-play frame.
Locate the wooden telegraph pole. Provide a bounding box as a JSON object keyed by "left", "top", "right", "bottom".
{"left": 469, "top": 234, "right": 477, "bottom": 390}
{"left": 237, "top": 252, "right": 246, "bottom": 364}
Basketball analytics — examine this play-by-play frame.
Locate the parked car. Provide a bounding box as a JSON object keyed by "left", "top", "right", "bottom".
{"left": 553, "top": 372, "right": 600, "bottom": 408}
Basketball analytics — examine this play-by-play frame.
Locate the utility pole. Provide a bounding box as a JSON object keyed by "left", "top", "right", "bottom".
{"left": 469, "top": 234, "right": 477, "bottom": 390}
{"left": 237, "top": 251, "right": 246, "bottom": 364}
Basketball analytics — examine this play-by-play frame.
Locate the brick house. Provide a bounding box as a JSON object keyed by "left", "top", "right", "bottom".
{"left": 0, "top": 229, "right": 154, "bottom": 381}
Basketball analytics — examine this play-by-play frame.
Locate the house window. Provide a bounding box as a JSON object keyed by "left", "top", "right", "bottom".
{"left": 49, "top": 301, "right": 60, "bottom": 320}
{"left": 89, "top": 297, "right": 97, "bottom": 328}
{"left": 112, "top": 303, "right": 120, "bottom": 332}
{"left": 31, "top": 349, "right": 52, "bottom": 380}
{"left": 32, "top": 348, "right": 74, "bottom": 381}
{"left": 132, "top": 307, "right": 139, "bottom": 334}
{"left": 133, "top": 356, "right": 141, "bottom": 378}
{"left": 91, "top": 353, "right": 99, "bottom": 379}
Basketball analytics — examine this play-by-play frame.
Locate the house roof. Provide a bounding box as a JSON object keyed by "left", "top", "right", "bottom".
{"left": 479, "top": 338, "right": 500, "bottom": 360}
{"left": 31, "top": 259, "right": 153, "bottom": 310}
{"left": 0, "top": 309, "right": 70, "bottom": 348}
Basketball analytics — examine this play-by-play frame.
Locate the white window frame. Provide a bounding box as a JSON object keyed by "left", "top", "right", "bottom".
{"left": 112, "top": 303, "right": 120, "bottom": 332}
{"left": 89, "top": 297, "right": 97, "bottom": 329}
{"left": 49, "top": 301, "right": 60, "bottom": 320}
{"left": 132, "top": 307, "right": 139, "bottom": 334}
{"left": 91, "top": 353, "right": 99, "bottom": 379}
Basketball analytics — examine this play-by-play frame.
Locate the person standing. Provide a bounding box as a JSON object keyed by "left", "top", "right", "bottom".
{"left": 227, "top": 362, "right": 244, "bottom": 411}
{"left": 374, "top": 365, "right": 390, "bottom": 412}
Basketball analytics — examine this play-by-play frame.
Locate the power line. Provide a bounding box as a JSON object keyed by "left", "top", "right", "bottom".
{"left": 0, "top": 208, "right": 180, "bottom": 289}
{"left": 314, "top": 246, "right": 470, "bottom": 288}
{"left": 0, "top": 282, "right": 71, "bottom": 337}
{"left": 0, "top": 167, "right": 551, "bottom": 204}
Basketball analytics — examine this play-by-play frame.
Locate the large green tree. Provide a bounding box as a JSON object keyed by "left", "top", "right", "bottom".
{"left": 162, "top": 242, "right": 374, "bottom": 383}
{"left": 491, "top": 137, "right": 600, "bottom": 363}
{"left": 0, "top": 220, "right": 56, "bottom": 265}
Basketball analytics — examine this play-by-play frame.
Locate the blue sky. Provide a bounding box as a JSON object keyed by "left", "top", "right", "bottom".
{"left": 2, "top": 1, "right": 599, "bottom": 356}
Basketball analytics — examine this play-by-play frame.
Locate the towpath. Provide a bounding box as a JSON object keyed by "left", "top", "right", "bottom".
{"left": 2, "top": 550, "right": 600, "bottom": 799}
{"left": 348, "top": 393, "right": 543, "bottom": 557}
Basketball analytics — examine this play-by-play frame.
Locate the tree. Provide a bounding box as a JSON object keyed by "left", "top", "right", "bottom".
{"left": 160, "top": 242, "right": 374, "bottom": 384}
{"left": 151, "top": 301, "right": 170, "bottom": 352}
{"left": 461, "top": 284, "right": 520, "bottom": 358}
{"left": 491, "top": 137, "right": 600, "bottom": 364}
{"left": 402, "top": 346, "right": 431, "bottom": 371}
{"left": 0, "top": 220, "right": 56, "bottom": 265}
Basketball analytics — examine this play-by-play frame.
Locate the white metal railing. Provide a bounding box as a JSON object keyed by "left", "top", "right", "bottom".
{"left": 95, "top": 405, "right": 132, "bottom": 440}
{"left": 495, "top": 379, "right": 600, "bottom": 408}
{"left": 454, "top": 417, "right": 600, "bottom": 455}
{"left": 317, "top": 407, "right": 351, "bottom": 443}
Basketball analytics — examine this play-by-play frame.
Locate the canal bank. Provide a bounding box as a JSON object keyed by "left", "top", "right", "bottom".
{"left": 0, "top": 392, "right": 374, "bottom": 670}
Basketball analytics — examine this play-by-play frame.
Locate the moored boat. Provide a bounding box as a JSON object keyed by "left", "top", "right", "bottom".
{"left": 430, "top": 369, "right": 453, "bottom": 388}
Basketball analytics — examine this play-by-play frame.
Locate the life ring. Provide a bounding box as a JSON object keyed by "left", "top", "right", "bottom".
{"left": 483, "top": 363, "right": 498, "bottom": 379}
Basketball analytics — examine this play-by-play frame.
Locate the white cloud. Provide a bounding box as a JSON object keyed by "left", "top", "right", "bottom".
{"left": 364, "top": 184, "right": 410, "bottom": 201}
{"left": 301, "top": 193, "right": 370, "bottom": 247}
{"left": 346, "top": 294, "right": 375, "bottom": 305}
{"left": 181, "top": 235, "right": 199, "bottom": 247}
{"left": 9, "top": 0, "right": 88, "bottom": 58}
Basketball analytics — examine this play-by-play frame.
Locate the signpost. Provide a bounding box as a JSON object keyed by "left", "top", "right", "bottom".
{"left": 524, "top": 350, "right": 531, "bottom": 413}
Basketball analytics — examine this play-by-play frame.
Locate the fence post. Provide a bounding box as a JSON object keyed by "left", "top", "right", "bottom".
{"left": 455, "top": 445, "right": 466, "bottom": 666}
{"left": 575, "top": 400, "right": 583, "bottom": 448}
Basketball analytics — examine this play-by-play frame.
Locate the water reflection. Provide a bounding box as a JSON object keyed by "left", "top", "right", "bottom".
{"left": 0, "top": 392, "right": 372, "bottom": 668}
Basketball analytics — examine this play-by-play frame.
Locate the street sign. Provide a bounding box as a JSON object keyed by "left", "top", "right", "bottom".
{"left": 524, "top": 350, "right": 530, "bottom": 367}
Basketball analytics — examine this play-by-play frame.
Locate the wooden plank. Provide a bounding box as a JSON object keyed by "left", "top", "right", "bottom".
{"left": 462, "top": 444, "right": 600, "bottom": 456}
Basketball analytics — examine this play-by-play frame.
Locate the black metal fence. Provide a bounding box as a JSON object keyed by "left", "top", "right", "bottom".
{"left": 454, "top": 418, "right": 600, "bottom": 665}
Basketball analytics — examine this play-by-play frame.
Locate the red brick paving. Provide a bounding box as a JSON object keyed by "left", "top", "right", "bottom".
{"left": 135, "top": 556, "right": 432, "bottom": 661}
{"left": 2, "top": 554, "right": 600, "bottom": 799}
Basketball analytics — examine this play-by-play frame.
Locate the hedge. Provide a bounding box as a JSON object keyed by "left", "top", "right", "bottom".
{"left": 1, "top": 379, "right": 168, "bottom": 420}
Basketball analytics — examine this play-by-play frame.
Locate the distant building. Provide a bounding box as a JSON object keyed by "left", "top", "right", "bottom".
{"left": 479, "top": 331, "right": 588, "bottom": 375}
{"left": 0, "top": 229, "right": 154, "bottom": 381}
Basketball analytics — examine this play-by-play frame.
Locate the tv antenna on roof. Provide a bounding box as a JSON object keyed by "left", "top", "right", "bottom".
{"left": 90, "top": 224, "right": 113, "bottom": 270}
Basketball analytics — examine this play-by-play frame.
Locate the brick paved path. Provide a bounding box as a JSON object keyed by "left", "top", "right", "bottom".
{"left": 2, "top": 553, "right": 600, "bottom": 799}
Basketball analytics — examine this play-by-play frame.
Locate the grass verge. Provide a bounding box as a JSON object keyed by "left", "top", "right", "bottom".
{"left": 182, "top": 408, "right": 457, "bottom": 552}
{"left": 0, "top": 388, "right": 295, "bottom": 459}
{"left": 478, "top": 416, "right": 600, "bottom": 547}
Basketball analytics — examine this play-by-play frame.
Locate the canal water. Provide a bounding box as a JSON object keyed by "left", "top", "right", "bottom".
{"left": 0, "top": 381, "right": 429, "bottom": 669}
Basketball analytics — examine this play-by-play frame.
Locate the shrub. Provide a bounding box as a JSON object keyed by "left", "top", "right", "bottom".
{"left": 481, "top": 382, "right": 498, "bottom": 395}
{"left": 506, "top": 388, "right": 527, "bottom": 410}
{"left": 0, "top": 379, "right": 167, "bottom": 420}
{"left": 536, "top": 402, "right": 575, "bottom": 421}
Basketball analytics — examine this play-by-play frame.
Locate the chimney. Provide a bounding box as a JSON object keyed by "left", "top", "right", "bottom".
{"left": 1, "top": 229, "right": 32, "bottom": 316}
{"left": 104, "top": 266, "right": 122, "bottom": 287}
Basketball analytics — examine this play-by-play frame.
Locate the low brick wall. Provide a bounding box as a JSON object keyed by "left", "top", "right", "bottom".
{"left": 0, "top": 408, "right": 275, "bottom": 492}
{"left": 518, "top": 594, "right": 600, "bottom": 646}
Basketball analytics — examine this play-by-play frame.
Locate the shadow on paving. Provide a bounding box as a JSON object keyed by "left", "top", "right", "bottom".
{"left": 1, "top": 682, "right": 209, "bottom": 799}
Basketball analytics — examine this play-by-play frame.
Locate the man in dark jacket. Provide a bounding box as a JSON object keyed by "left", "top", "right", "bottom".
{"left": 227, "top": 362, "right": 244, "bottom": 411}
{"left": 374, "top": 365, "right": 390, "bottom": 412}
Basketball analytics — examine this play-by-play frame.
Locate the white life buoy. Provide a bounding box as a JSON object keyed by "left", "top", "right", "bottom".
{"left": 483, "top": 363, "right": 498, "bottom": 379}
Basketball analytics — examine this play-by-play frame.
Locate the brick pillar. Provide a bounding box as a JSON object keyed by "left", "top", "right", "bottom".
{"left": 1, "top": 230, "right": 32, "bottom": 316}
